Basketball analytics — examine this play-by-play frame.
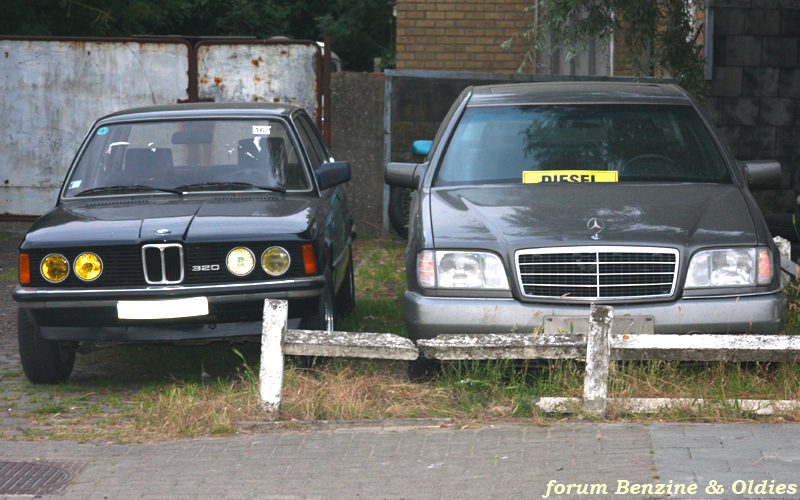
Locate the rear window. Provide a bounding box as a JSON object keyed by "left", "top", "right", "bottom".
{"left": 434, "top": 104, "right": 731, "bottom": 186}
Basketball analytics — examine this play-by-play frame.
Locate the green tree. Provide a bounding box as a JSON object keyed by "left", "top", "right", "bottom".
{"left": 315, "top": 0, "right": 395, "bottom": 70}
{"left": 503, "top": 0, "right": 707, "bottom": 100}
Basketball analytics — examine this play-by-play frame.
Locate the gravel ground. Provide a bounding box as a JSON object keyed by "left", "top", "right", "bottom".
{"left": 0, "top": 222, "right": 137, "bottom": 440}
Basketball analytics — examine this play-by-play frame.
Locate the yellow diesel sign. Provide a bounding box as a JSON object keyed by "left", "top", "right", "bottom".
{"left": 523, "top": 171, "right": 619, "bottom": 183}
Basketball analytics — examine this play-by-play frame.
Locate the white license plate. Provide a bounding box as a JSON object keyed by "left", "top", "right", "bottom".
{"left": 117, "top": 297, "right": 209, "bottom": 320}
{"left": 544, "top": 315, "right": 654, "bottom": 335}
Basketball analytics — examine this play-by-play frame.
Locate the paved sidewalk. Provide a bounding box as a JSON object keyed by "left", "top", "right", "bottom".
{"left": 2, "top": 421, "right": 800, "bottom": 499}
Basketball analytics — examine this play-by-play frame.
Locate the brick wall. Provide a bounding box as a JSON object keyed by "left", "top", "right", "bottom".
{"left": 396, "top": 0, "right": 534, "bottom": 72}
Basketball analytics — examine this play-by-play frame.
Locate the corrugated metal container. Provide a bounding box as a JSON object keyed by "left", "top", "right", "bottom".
{"left": 0, "top": 39, "right": 190, "bottom": 215}
{"left": 197, "top": 42, "right": 319, "bottom": 117}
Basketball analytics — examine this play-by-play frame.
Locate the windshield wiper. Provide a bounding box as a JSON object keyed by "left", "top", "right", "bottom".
{"left": 74, "top": 185, "right": 183, "bottom": 197}
{"left": 173, "top": 182, "right": 286, "bottom": 194}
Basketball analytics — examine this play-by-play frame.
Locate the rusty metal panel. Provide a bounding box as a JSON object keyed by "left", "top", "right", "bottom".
{"left": 0, "top": 39, "right": 190, "bottom": 216}
{"left": 197, "top": 42, "right": 319, "bottom": 117}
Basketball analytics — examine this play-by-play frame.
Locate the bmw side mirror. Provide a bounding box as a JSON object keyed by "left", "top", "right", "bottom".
{"left": 743, "top": 160, "right": 781, "bottom": 188}
{"left": 316, "top": 161, "right": 351, "bottom": 191}
{"left": 412, "top": 140, "right": 432, "bottom": 156}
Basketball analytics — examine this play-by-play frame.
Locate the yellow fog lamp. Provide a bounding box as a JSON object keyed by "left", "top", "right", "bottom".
{"left": 41, "top": 253, "right": 69, "bottom": 283}
{"left": 226, "top": 247, "right": 255, "bottom": 276}
{"left": 74, "top": 252, "right": 103, "bottom": 281}
{"left": 262, "top": 246, "right": 291, "bottom": 276}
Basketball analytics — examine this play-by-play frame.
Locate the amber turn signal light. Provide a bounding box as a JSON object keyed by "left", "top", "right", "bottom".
{"left": 302, "top": 244, "right": 317, "bottom": 274}
{"left": 19, "top": 254, "right": 30, "bottom": 284}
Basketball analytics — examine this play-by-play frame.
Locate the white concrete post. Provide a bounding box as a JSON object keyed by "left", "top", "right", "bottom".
{"left": 259, "top": 299, "right": 288, "bottom": 413}
{"left": 583, "top": 304, "right": 613, "bottom": 416}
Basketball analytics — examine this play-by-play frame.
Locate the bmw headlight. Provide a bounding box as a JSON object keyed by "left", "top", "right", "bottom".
{"left": 417, "top": 250, "right": 510, "bottom": 290}
{"left": 685, "top": 247, "right": 773, "bottom": 288}
{"left": 41, "top": 253, "right": 69, "bottom": 283}
{"left": 74, "top": 252, "right": 103, "bottom": 281}
{"left": 226, "top": 247, "right": 255, "bottom": 276}
{"left": 262, "top": 246, "right": 290, "bottom": 276}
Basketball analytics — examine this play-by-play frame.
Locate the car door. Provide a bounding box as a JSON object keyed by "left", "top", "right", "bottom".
{"left": 293, "top": 111, "right": 352, "bottom": 288}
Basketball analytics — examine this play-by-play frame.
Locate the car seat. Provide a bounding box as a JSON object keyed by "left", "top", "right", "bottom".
{"left": 123, "top": 148, "right": 174, "bottom": 187}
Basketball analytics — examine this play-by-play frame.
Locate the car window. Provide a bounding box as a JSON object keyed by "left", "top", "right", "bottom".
{"left": 428, "top": 87, "right": 471, "bottom": 161}
{"left": 295, "top": 118, "right": 323, "bottom": 171}
{"left": 434, "top": 104, "right": 731, "bottom": 186}
{"left": 63, "top": 119, "right": 311, "bottom": 196}
{"left": 298, "top": 113, "right": 332, "bottom": 161}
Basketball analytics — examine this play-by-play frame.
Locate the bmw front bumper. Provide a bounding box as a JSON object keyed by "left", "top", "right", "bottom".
{"left": 12, "top": 277, "right": 325, "bottom": 342}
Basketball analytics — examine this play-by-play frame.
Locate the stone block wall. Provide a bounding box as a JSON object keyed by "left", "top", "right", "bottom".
{"left": 329, "top": 72, "right": 386, "bottom": 238}
{"left": 707, "top": 1, "right": 800, "bottom": 210}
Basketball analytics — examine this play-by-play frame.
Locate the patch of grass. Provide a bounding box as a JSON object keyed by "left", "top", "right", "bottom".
{"left": 783, "top": 280, "right": 800, "bottom": 336}
{"left": 337, "top": 238, "right": 407, "bottom": 336}
{"left": 29, "top": 401, "right": 70, "bottom": 415}
{"left": 0, "top": 268, "right": 17, "bottom": 282}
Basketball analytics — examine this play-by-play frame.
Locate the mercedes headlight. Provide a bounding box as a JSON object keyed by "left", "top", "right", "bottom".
{"left": 262, "top": 246, "right": 290, "bottom": 276}
{"left": 417, "top": 250, "right": 509, "bottom": 290}
{"left": 685, "top": 247, "right": 773, "bottom": 288}
{"left": 74, "top": 252, "right": 103, "bottom": 281}
{"left": 41, "top": 253, "right": 69, "bottom": 283}
{"left": 226, "top": 247, "right": 255, "bottom": 276}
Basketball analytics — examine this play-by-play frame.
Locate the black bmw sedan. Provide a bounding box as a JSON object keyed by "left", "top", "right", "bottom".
{"left": 13, "top": 103, "right": 355, "bottom": 383}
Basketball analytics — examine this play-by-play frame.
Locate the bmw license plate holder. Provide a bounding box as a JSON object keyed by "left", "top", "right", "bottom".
{"left": 117, "top": 297, "right": 209, "bottom": 320}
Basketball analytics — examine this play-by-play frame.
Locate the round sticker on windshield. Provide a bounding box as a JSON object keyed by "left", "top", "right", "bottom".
{"left": 97, "top": 127, "right": 109, "bottom": 135}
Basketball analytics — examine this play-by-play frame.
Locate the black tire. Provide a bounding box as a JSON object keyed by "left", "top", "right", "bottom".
{"left": 407, "top": 357, "right": 442, "bottom": 382}
{"left": 295, "top": 274, "right": 335, "bottom": 369}
{"left": 335, "top": 248, "right": 356, "bottom": 316}
{"left": 305, "top": 271, "right": 335, "bottom": 332}
{"left": 17, "top": 309, "right": 75, "bottom": 384}
{"left": 388, "top": 186, "right": 413, "bottom": 239}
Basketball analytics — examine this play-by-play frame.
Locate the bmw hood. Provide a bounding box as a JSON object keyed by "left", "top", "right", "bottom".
{"left": 429, "top": 183, "right": 761, "bottom": 251}
{"left": 22, "top": 195, "right": 319, "bottom": 249}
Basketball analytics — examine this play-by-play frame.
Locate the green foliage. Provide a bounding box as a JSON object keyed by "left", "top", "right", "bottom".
{"left": 504, "top": 0, "right": 707, "bottom": 100}
{"left": 314, "top": 0, "right": 395, "bottom": 71}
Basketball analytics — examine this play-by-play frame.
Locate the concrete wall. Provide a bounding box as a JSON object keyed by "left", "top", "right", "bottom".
{"left": 706, "top": 1, "right": 800, "bottom": 211}
{"left": 330, "top": 72, "right": 386, "bottom": 239}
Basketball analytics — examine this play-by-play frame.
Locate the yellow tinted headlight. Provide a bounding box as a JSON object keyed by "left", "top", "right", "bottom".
{"left": 226, "top": 247, "right": 255, "bottom": 276}
{"left": 74, "top": 253, "right": 103, "bottom": 281}
{"left": 262, "top": 247, "right": 290, "bottom": 276}
{"left": 41, "top": 254, "right": 69, "bottom": 283}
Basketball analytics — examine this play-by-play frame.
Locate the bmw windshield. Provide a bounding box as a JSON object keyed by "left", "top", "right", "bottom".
{"left": 63, "top": 118, "right": 312, "bottom": 198}
{"left": 434, "top": 104, "right": 731, "bottom": 187}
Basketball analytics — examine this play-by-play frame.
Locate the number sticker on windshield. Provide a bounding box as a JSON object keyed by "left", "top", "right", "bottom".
{"left": 523, "top": 171, "right": 618, "bottom": 183}
{"left": 252, "top": 125, "right": 272, "bottom": 135}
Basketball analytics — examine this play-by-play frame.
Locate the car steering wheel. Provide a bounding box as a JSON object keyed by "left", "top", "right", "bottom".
{"left": 620, "top": 154, "right": 678, "bottom": 176}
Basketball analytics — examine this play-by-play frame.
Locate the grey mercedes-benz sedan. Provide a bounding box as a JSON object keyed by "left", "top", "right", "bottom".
{"left": 386, "top": 82, "right": 786, "bottom": 344}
